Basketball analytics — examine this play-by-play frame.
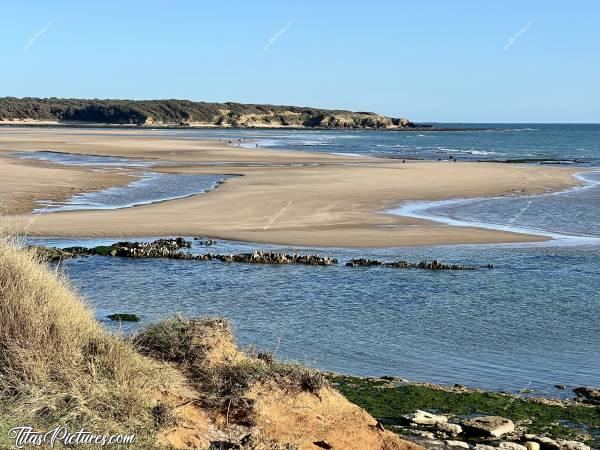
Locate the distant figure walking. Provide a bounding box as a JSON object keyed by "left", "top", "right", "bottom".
{"left": 256, "top": 143, "right": 259, "bottom": 149}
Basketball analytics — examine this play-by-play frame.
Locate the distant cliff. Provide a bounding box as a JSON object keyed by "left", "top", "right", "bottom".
{"left": 0, "top": 97, "right": 424, "bottom": 130}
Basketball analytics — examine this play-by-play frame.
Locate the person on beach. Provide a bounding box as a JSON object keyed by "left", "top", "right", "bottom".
{"left": 256, "top": 143, "right": 259, "bottom": 149}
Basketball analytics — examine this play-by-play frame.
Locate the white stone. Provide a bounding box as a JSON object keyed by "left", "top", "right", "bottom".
{"left": 558, "top": 440, "right": 590, "bottom": 450}
{"left": 499, "top": 442, "right": 527, "bottom": 450}
{"left": 462, "top": 416, "right": 515, "bottom": 438}
{"left": 446, "top": 440, "right": 470, "bottom": 449}
{"left": 436, "top": 422, "right": 463, "bottom": 435}
{"left": 525, "top": 442, "right": 540, "bottom": 450}
{"left": 405, "top": 409, "right": 448, "bottom": 425}
{"left": 411, "top": 430, "right": 435, "bottom": 439}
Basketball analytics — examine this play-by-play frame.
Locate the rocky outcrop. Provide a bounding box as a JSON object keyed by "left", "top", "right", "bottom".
{"left": 32, "top": 239, "right": 500, "bottom": 271}
{"left": 35, "top": 240, "right": 338, "bottom": 266}
{"left": 346, "top": 258, "right": 485, "bottom": 271}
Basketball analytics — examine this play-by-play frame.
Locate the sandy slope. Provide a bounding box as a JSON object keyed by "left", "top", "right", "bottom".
{"left": 0, "top": 127, "right": 580, "bottom": 247}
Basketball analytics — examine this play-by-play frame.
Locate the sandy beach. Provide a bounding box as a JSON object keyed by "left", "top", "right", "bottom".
{"left": 0, "top": 127, "right": 580, "bottom": 247}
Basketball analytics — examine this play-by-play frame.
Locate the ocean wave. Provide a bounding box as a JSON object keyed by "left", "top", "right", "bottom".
{"left": 331, "top": 152, "right": 364, "bottom": 157}
{"left": 469, "top": 150, "right": 499, "bottom": 155}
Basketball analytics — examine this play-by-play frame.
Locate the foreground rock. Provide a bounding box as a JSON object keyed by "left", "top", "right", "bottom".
{"left": 461, "top": 416, "right": 515, "bottom": 438}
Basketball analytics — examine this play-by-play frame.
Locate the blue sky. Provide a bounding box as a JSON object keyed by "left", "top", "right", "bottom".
{"left": 1, "top": 1, "right": 599, "bottom": 123}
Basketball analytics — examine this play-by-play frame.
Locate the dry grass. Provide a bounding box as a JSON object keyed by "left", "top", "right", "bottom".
{"left": 0, "top": 238, "right": 161, "bottom": 444}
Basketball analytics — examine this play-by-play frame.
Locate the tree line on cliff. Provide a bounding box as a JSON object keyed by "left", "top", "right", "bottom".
{"left": 0, "top": 97, "right": 415, "bottom": 129}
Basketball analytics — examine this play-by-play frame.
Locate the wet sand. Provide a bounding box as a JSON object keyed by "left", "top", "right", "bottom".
{"left": 0, "top": 128, "right": 580, "bottom": 247}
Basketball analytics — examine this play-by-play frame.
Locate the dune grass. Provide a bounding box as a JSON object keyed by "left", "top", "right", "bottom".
{"left": 0, "top": 238, "right": 162, "bottom": 447}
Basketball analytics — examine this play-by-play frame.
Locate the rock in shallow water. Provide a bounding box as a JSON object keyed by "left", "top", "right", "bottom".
{"left": 346, "top": 258, "right": 481, "bottom": 270}
{"left": 573, "top": 386, "right": 600, "bottom": 404}
{"left": 106, "top": 313, "right": 140, "bottom": 322}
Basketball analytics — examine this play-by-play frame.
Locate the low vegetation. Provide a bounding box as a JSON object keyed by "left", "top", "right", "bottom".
{"left": 134, "top": 316, "right": 326, "bottom": 425}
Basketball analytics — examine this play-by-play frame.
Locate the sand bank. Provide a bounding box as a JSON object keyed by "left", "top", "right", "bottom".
{"left": 0, "top": 128, "right": 580, "bottom": 247}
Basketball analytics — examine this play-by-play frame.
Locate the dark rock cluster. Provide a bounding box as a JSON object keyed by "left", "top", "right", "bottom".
{"left": 205, "top": 250, "right": 337, "bottom": 266}
{"left": 346, "top": 258, "right": 483, "bottom": 271}
{"left": 108, "top": 238, "right": 191, "bottom": 257}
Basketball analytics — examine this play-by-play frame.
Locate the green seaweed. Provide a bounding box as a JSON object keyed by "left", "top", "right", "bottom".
{"left": 329, "top": 375, "right": 600, "bottom": 446}
{"left": 92, "top": 245, "right": 118, "bottom": 256}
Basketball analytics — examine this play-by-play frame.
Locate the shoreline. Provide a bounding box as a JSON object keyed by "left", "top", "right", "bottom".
{"left": 0, "top": 127, "right": 582, "bottom": 247}
{"left": 386, "top": 169, "right": 599, "bottom": 245}
{"left": 0, "top": 119, "right": 486, "bottom": 132}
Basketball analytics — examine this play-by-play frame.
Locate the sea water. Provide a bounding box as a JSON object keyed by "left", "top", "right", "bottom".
{"left": 21, "top": 124, "right": 600, "bottom": 395}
